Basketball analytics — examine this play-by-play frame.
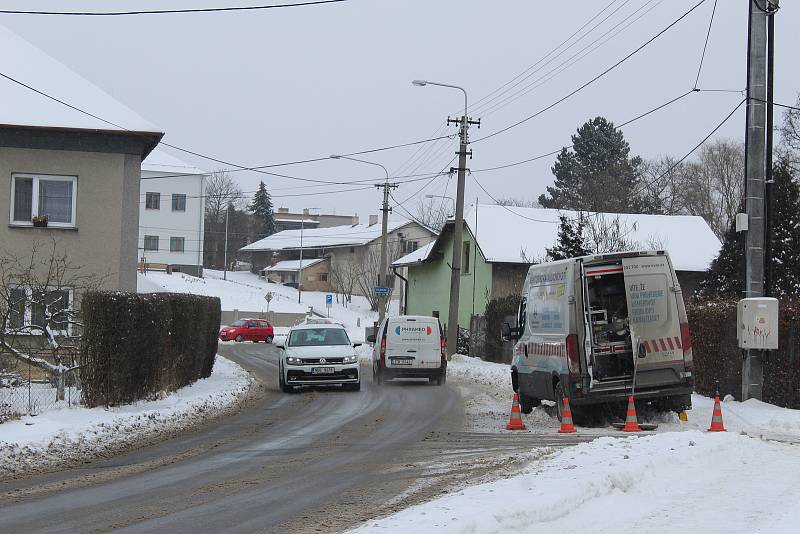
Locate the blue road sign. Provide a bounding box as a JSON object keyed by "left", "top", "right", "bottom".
{"left": 373, "top": 286, "right": 391, "bottom": 296}
{"left": 326, "top": 294, "right": 333, "bottom": 306}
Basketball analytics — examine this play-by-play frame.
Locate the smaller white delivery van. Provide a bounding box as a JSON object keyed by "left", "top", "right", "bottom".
{"left": 502, "top": 250, "right": 693, "bottom": 422}
{"left": 368, "top": 315, "right": 447, "bottom": 385}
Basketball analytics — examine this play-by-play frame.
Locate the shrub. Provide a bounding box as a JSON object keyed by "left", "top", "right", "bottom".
{"left": 687, "top": 299, "right": 800, "bottom": 408}
{"left": 483, "top": 294, "right": 521, "bottom": 363}
{"left": 80, "top": 292, "right": 220, "bottom": 407}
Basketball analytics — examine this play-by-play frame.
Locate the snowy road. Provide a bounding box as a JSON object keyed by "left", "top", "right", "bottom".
{"left": 0, "top": 344, "right": 593, "bottom": 533}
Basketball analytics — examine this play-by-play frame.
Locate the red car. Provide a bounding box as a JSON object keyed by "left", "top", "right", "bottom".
{"left": 219, "top": 318, "right": 274, "bottom": 343}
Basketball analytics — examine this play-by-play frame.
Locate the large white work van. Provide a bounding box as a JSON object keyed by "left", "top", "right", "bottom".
{"left": 502, "top": 250, "right": 694, "bottom": 421}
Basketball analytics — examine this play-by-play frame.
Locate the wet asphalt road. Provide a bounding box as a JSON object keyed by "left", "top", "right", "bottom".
{"left": 0, "top": 343, "right": 467, "bottom": 533}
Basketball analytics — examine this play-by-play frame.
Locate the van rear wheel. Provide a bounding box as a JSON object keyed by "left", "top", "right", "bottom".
{"left": 519, "top": 393, "right": 539, "bottom": 414}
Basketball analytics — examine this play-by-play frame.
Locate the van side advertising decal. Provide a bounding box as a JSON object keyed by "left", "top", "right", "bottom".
{"left": 394, "top": 325, "right": 432, "bottom": 336}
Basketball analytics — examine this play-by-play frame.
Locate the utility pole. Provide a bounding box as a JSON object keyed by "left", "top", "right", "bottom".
{"left": 412, "top": 79, "right": 479, "bottom": 358}
{"left": 223, "top": 204, "right": 230, "bottom": 281}
{"left": 298, "top": 215, "right": 304, "bottom": 304}
{"left": 376, "top": 180, "right": 399, "bottom": 324}
{"left": 742, "top": 0, "right": 778, "bottom": 401}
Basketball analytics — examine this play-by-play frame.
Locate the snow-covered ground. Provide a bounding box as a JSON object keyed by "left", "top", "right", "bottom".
{"left": 138, "top": 269, "right": 397, "bottom": 342}
{"left": 353, "top": 355, "right": 800, "bottom": 533}
{"left": 0, "top": 356, "right": 252, "bottom": 477}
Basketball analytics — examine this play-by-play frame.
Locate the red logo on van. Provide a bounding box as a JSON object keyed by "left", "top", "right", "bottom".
{"left": 426, "top": 326, "right": 432, "bottom": 335}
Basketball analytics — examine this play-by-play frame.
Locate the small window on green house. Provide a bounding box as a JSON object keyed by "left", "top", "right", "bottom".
{"left": 463, "top": 241, "right": 471, "bottom": 274}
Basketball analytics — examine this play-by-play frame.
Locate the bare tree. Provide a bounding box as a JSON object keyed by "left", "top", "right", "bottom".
{"left": 328, "top": 255, "right": 361, "bottom": 306}
{"left": 583, "top": 213, "right": 641, "bottom": 253}
{"left": 204, "top": 170, "right": 244, "bottom": 225}
{"left": 781, "top": 92, "right": 800, "bottom": 169}
{"left": 495, "top": 196, "right": 540, "bottom": 208}
{"left": 353, "top": 242, "right": 402, "bottom": 313}
{"left": 413, "top": 196, "right": 450, "bottom": 232}
{"left": 0, "top": 240, "right": 104, "bottom": 401}
{"left": 638, "top": 155, "right": 691, "bottom": 216}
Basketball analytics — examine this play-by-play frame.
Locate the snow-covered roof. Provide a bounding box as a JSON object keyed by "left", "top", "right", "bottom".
{"left": 274, "top": 218, "right": 320, "bottom": 224}
{"left": 262, "top": 258, "right": 326, "bottom": 272}
{"left": 141, "top": 147, "right": 207, "bottom": 176}
{"left": 405, "top": 205, "right": 721, "bottom": 272}
{"left": 241, "top": 219, "right": 416, "bottom": 252}
{"left": 393, "top": 242, "right": 436, "bottom": 267}
{"left": 0, "top": 24, "right": 161, "bottom": 134}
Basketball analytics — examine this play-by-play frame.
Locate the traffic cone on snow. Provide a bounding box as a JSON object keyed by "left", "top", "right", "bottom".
{"left": 558, "top": 397, "right": 577, "bottom": 434}
{"left": 622, "top": 395, "right": 641, "bottom": 433}
{"left": 708, "top": 396, "right": 726, "bottom": 432}
{"left": 506, "top": 392, "right": 527, "bottom": 430}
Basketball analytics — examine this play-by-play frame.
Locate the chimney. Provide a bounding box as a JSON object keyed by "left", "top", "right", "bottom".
{"left": 368, "top": 214, "right": 378, "bottom": 227}
{"left": 303, "top": 208, "right": 309, "bottom": 216}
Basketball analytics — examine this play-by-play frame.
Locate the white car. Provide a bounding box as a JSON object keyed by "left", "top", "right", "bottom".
{"left": 278, "top": 324, "right": 362, "bottom": 392}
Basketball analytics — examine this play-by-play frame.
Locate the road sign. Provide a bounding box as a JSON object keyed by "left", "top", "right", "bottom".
{"left": 264, "top": 292, "right": 274, "bottom": 302}
{"left": 373, "top": 286, "right": 391, "bottom": 296}
{"left": 326, "top": 294, "right": 333, "bottom": 306}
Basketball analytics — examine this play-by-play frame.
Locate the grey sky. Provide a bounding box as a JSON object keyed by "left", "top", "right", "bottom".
{"left": 3, "top": 0, "right": 797, "bottom": 220}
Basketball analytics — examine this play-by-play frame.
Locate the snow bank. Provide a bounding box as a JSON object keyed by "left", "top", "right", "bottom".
{"left": 0, "top": 356, "right": 252, "bottom": 477}
{"left": 354, "top": 431, "right": 800, "bottom": 534}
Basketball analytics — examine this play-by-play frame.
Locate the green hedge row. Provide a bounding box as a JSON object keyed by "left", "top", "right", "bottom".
{"left": 80, "top": 291, "right": 221, "bottom": 407}
{"left": 686, "top": 299, "right": 800, "bottom": 408}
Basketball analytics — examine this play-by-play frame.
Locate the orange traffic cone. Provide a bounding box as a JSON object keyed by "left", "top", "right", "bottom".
{"left": 622, "top": 395, "right": 641, "bottom": 432}
{"left": 708, "top": 396, "right": 726, "bottom": 432}
{"left": 558, "top": 397, "right": 577, "bottom": 433}
{"left": 506, "top": 392, "right": 527, "bottom": 430}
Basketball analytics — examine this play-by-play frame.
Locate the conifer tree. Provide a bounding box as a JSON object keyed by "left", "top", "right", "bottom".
{"left": 248, "top": 181, "right": 276, "bottom": 238}
{"left": 546, "top": 214, "right": 591, "bottom": 261}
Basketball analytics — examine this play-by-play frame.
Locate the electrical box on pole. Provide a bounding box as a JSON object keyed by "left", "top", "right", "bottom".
{"left": 737, "top": 297, "right": 779, "bottom": 350}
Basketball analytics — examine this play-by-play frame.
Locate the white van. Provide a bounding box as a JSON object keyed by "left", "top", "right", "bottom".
{"left": 369, "top": 316, "right": 447, "bottom": 385}
{"left": 502, "top": 251, "right": 693, "bottom": 421}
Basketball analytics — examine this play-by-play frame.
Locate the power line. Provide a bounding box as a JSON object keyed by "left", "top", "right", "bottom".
{"left": 693, "top": 0, "right": 718, "bottom": 88}
{"left": 472, "top": 0, "right": 709, "bottom": 144}
{"left": 0, "top": 1, "right": 347, "bottom": 16}
{"left": 747, "top": 96, "right": 800, "bottom": 112}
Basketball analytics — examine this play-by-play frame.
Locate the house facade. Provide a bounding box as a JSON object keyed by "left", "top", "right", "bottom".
{"left": 0, "top": 25, "right": 162, "bottom": 303}
{"left": 138, "top": 148, "right": 207, "bottom": 277}
{"left": 394, "top": 204, "right": 722, "bottom": 332}
{"left": 261, "top": 258, "right": 330, "bottom": 291}
{"left": 241, "top": 218, "right": 436, "bottom": 297}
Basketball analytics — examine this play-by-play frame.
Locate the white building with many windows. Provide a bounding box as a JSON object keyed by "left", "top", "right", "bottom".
{"left": 138, "top": 148, "right": 207, "bottom": 276}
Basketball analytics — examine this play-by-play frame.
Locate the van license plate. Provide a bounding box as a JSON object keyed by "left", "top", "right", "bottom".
{"left": 391, "top": 357, "right": 413, "bottom": 365}
{"left": 312, "top": 367, "right": 335, "bottom": 375}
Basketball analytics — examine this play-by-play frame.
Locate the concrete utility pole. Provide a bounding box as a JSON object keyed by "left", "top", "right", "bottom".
{"left": 742, "top": 0, "right": 778, "bottom": 401}
{"left": 223, "top": 204, "right": 230, "bottom": 281}
{"left": 330, "top": 155, "right": 396, "bottom": 324}
{"left": 412, "top": 80, "right": 480, "bottom": 357}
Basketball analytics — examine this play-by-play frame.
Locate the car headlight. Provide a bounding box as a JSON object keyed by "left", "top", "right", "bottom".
{"left": 286, "top": 356, "right": 304, "bottom": 365}
{"left": 342, "top": 355, "right": 358, "bottom": 364}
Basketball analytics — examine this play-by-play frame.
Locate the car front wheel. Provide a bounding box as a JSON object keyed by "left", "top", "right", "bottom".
{"left": 235, "top": 334, "right": 244, "bottom": 342}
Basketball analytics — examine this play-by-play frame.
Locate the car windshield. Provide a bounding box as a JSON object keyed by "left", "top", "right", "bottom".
{"left": 230, "top": 320, "right": 246, "bottom": 327}
{"left": 288, "top": 328, "right": 350, "bottom": 347}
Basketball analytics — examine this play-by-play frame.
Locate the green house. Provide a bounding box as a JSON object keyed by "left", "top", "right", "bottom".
{"left": 392, "top": 204, "right": 721, "bottom": 333}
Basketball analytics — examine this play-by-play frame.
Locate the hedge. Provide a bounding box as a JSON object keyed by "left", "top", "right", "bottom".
{"left": 80, "top": 292, "right": 221, "bottom": 407}
{"left": 686, "top": 299, "right": 800, "bottom": 408}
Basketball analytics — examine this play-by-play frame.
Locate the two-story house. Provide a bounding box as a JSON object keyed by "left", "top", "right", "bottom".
{"left": 138, "top": 148, "right": 207, "bottom": 277}
{"left": 0, "top": 24, "right": 163, "bottom": 315}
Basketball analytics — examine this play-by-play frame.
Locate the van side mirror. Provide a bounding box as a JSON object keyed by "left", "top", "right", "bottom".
{"left": 366, "top": 334, "right": 376, "bottom": 343}
{"left": 637, "top": 341, "right": 646, "bottom": 359}
{"left": 501, "top": 322, "right": 519, "bottom": 341}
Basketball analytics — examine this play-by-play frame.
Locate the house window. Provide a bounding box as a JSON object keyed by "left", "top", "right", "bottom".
{"left": 11, "top": 174, "right": 77, "bottom": 227}
{"left": 6, "top": 287, "right": 72, "bottom": 335}
{"left": 145, "top": 192, "right": 160, "bottom": 210}
{"left": 172, "top": 193, "right": 187, "bottom": 211}
{"left": 463, "top": 241, "right": 471, "bottom": 274}
{"left": 319, "top": 273, "right": 328, "bottom": 282}
{"left": 144, "top": 235, "right": 159, "bottom": 251}
{"left": 170, "top": 237, "right": 185, "bottom": 252}
{"left": 405, "top": 241, "right": 419, "bottom": 254}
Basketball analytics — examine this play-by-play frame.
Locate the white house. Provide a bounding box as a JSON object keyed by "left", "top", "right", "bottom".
{"left": 138, "top": 148, "right": 207, "bottom": 276}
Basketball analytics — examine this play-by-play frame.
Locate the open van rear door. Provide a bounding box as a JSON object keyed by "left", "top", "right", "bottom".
{"left": 622, "top": 256, "right": 683, "bottom": 366}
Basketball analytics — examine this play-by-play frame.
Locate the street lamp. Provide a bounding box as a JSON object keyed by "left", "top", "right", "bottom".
{"left": 298, "top": 207, "right": 319, "bottom": 304}
{"left": 330, "top": 154, "right": 393, "bottom": 325}
{"left": 413, "top": 78, "right": 471, "bottom": 358}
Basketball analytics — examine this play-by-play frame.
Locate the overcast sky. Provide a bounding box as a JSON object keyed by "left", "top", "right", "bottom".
{"left": 3, "top": 0, "right": 798, "bottom": 220}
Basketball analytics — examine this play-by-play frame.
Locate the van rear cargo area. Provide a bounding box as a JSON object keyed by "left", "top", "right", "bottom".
{"left": 584, "top": 266, "right": 633, "bottom": 382}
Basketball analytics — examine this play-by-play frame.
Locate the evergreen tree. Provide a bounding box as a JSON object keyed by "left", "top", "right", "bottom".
{"left": 546, "top": 214, "right": 591, "bottom": 261}
{"left": 538, "top": 117, "right": 644, "bottom": 213}
{"left": 248, "top": 181, "right": 276, "bottom": 238}
{"left": 700, "top": 158, "right": 800, "bottom": 298}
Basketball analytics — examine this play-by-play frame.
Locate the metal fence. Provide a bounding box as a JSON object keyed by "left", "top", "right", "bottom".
{"left": 0, "top": 350, "right": 81, "bottom": 423}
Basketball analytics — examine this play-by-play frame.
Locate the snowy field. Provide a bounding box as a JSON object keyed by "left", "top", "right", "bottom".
{"left": 0, "top": 356, "right": 252, "bottom": 477}
{"left": 138, "top": 269, "right": 398, "bottom": 342}
{"left": 353, "top": 355, "right": 800, "bottom": 533}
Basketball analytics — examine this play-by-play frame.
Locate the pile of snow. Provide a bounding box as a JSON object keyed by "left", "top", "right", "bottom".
{"left": 354, "top": 431, "right": 800, "bottom": 533}
{"left": 0, "top": 357, "right": 252, "bottom": 477}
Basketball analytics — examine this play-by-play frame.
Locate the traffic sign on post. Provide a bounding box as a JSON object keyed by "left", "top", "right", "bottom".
{"left": 373, "top": 286, "right": 390, "bottom": 296}
{"left": 326, "top": 294, "right": 333, "bottom": 306}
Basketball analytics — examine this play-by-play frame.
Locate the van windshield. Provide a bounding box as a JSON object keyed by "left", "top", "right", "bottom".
{"left": 289, "top": 328, "right": 351, "bottom": 346}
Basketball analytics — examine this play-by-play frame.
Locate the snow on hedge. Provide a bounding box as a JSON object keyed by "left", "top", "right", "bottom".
{"left": 0, "top": 356, "right": 252, "bottom": 477}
